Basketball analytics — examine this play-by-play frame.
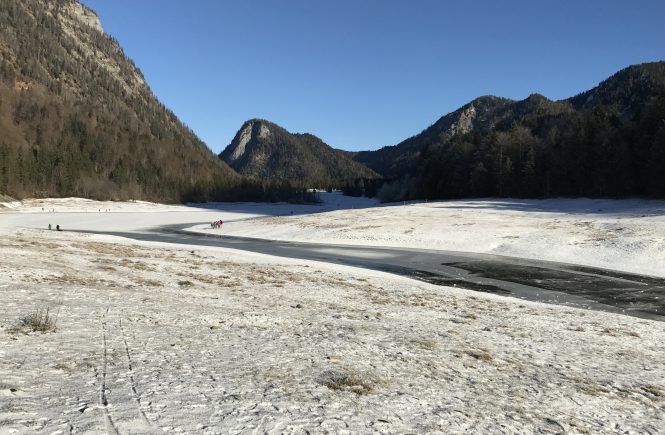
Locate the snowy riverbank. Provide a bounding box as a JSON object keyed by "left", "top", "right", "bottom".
{"left": 0, "top": 228, "right": 663, "bottom": 433}
{"left": 190, "top": 197, "right": 665, "bottom": 278}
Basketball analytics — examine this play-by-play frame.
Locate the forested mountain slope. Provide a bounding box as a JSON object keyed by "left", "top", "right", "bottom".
{"left": 0, "top": 0, "right": 239, "bottom": 201}
{"left": 368, "top": 62, "right": 665, "bottom": 200}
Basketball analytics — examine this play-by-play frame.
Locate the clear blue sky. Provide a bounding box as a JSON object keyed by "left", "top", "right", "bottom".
{"left": 81, "top": 0, "right": 665, "bottom": 153}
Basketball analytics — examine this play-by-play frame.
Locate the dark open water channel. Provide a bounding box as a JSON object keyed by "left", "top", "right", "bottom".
{"left": 80, "top": 224, "right": 665, "bottom": 321}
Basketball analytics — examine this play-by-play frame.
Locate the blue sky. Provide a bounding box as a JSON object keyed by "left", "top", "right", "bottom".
{"left": 81, "top": 0, "right": 665, "bottom": 153}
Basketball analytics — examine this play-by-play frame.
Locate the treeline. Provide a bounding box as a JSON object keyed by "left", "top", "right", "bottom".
{"left": 340, "top": 178, "right": 385, "bottom": 198}
{"left": 185, "top": 179, "right": 321, "bottom": 204}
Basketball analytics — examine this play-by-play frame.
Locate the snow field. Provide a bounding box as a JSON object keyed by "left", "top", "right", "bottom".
{"left": 0, "top": 229, "right": 663, "bottom": 433}
{"left": 202, "top": 197, "right": 665, "bottom": 278}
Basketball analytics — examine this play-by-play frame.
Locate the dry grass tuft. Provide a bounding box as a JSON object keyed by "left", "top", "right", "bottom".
{"left": 414, "top": 338, "right": 437, "bottom": 350}
{"left": 10, "top": 307, "right": 58, "bottom": 334}
{"left": 317, "top": 369, "right": 374, "bottom": 395}
{"left": 581, "top": 383, "right": 611, "bottom": 396}
{"left": 135, "top": 278, "right": 163, "bottom": 287}
{"left": 601, "top": 327, "right": 617, "bottom": 336}
{"left": 53, "top": 362, "right": 70, "bottom": 372}
{"left": 465, "top": 349, "right": 493, "bottom": 362}
{"left": 187, "top": 274, "right": 217, "bottom": 284}
{"left": 32, "top": 242, "right": 62, "bottom": 249}
{"left": 119, "top": 259, "right": 156, "bottom": 271}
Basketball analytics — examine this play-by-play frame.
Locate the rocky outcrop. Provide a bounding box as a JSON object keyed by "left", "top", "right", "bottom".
{"left": 227, "top": 120, "right": 272, "bottom": 163}
{"left": 59, "top": 0, "right": 103, "bottom": 33}
{"left": 48, "top": 0, "right": 145, "bottom": 96}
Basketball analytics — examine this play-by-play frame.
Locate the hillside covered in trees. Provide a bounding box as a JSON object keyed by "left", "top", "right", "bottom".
{"left": 365, "top": 62, "right": 665, "bottom": 201}
{"left": 220, "top": 119, "right": 379, "bottom": 185}
{"left": 0, "top": 0, "right": 241, "bottom": 202}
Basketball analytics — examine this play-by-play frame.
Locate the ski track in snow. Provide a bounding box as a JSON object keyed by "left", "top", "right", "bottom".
{"left": 98, "top": 307, "right": 120, "bottom": 435}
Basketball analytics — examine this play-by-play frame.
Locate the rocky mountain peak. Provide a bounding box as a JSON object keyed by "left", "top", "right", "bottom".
{"left": 63, "top": 1, "right": 103, "bottom": 33}
{"left": 46, "top": 0, "right": 146, "bottom": 96}
{"left": 48, "top": 0, "right": 104, "bottom": 34}
{"left": 227, "top": 120, "right": 273, "bottom": 163}
{"left": 447, "top": 104, "right": 477, "bottom": 137}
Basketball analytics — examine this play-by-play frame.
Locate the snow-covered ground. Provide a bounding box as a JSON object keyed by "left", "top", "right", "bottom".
{"left": 190, "top": 197, "right": 665, "bottom": 278}
{"left": 0, "top": 194, "right": 374, "bottom": 233}
{"left": 1, "top": 195, "right": 664, "bottom": 433}
{"left": 12, "top": 195, "right": 664, "bottom": 281}
{"left": 0, "top": 228, "right": 663, "bottom": 434}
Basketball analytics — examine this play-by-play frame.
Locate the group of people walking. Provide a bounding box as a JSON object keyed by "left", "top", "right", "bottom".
{"left": 211, "top": 219, "right": 223, "bottom": 230}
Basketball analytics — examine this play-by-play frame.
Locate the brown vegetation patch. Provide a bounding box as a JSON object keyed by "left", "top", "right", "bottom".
{"left": 119, "top": 259, "right": 156, "bottom": 271}
{"left": 414, "top": 338, "right": 437, "bottom": 350}
{"left": 580, "top": 382, "right": 611, "bottom": 396}
{"left": 10, "top": 307, "right": 57, "bottom": 334}
{"left": 72, "top": 242, "right": 142, "bottom": 258}
{"left": 317, "top": 369, "right": 374, "bottom": 395}
{"left": 31, "top": 241, "right": 62, "bottom": 249}
{"left": 601, "top": 327, "right": 617, "bottom": 336}
{"left": 135, "top": 278, "right": 163, "bottom": 287}
{"left": 177, "top": 272, "right": 214, "bottom": 284}
{"left": 464, "top": 349, "right": 493, "bottom": 362}
{"left": 42, "top": 273, "right": 116, "bottom": 287}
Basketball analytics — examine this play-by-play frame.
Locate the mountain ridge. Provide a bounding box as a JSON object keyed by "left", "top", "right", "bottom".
{"left": 367, "top": 61, "right": 665, "bottom": 200}
{"left": 353, "top": 62, "right": 664, "bottom": 181}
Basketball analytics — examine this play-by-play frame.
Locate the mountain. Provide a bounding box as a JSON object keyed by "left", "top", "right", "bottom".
{"left": 220, "top": 119, "right": 379, "bottom": 183}
{"left": 0, "top": 0, "right": 239, "bottom": 202}
{"left": 570, "top": 62, "right": 665, "bottom": 113}
{"left": 354, "top": 96, "right": 513, "bottom": 177}
{"left": 354, "top": 94, "right": 576, "bottom": 178}
{"left": 371, "top": 62, "right": 665, "bottom": 200}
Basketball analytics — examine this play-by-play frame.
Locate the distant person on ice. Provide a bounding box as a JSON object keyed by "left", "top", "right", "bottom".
{"left": 56, "top": 224, "right": 61, "bottom": 231}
